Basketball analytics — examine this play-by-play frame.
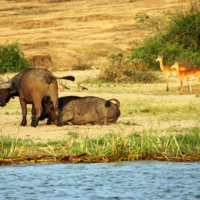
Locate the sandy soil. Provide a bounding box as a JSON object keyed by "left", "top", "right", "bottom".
{"left": 0, "top": 70, "right": 200, "bottom": 142}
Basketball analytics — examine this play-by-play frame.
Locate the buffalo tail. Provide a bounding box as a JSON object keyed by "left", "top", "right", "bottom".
{"left": 108, "top": 99, "right": 120, "bottom": 108}
{"left": 61, "top": 76, "right": 75, "bottom": 81}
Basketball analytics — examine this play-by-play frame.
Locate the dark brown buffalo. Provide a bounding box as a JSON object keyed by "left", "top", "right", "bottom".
{"left": 0, "top": 68, "right": 75, "bottom": 127}
{"left": 39, "top": 96, "right": 121, "bottom": 125}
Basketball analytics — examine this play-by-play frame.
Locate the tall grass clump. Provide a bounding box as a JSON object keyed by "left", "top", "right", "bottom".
{"left": 92, "top": 52, "right": 159, "bottom": 83}
{"left": 0, "top": 42, "right": 30, "bottom": 74}
{"left": 0, "top": 134, "right": 23, "bottom": 158}
{"left": 1, "top": 127, "right": 200, "bottom": 165}
{"left": 130, "top": 1, "right": 200, "bottom": 70}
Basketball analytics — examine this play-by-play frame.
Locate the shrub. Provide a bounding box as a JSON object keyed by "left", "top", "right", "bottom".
{"left": 72, "top": 62, "right": 92, "bottom": 70}
{"left": 130, "top": 1, "right": 200, "bottom": 70}
{"left": 95, "top": 52, "right": 159, "bottom": 83}
{"left": 0, "top": 42, "right": 30, "bottom": 74}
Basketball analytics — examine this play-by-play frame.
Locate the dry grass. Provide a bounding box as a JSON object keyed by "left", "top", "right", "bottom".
{"left": 0, "top": 0, "right": 191, "bottom": 70}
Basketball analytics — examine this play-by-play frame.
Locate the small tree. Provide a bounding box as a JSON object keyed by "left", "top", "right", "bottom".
{"left": 0, "top": 42, "right": 30, "bottom": 74}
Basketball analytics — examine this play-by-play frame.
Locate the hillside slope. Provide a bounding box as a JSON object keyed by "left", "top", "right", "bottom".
{"left": 0, "top": 0, "right": 190, "bottom": 70}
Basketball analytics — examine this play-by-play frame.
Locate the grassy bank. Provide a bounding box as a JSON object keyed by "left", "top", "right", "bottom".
{"left": 1, "top": 125, "right": 200, "bottom": 166}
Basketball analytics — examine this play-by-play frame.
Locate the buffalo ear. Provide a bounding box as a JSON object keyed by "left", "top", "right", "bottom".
{"left": 10, "top": 90, "right": 16, "bottom": 94}
{"left": 0, "top": 81, "right": 12, "bottom": 90}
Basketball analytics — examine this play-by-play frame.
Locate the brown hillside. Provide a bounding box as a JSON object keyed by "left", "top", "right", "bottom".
{"left": 0, "top": 0, "right": 190, "bottom": 70}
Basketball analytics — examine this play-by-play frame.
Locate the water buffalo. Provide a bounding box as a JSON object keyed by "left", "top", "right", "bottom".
{"left": 39, "top": 96, "right": 121, "bottom": 125}
{"left": 0, "top": 68, "right": 75, "bottom": 127}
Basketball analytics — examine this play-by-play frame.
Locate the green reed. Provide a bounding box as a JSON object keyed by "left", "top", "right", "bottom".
{"left": 1, "top": 125, "right": 200, "bottom": 164}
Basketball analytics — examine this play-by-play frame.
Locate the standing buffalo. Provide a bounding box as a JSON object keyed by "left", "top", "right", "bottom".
{"left": 0, "top": 68, "right": 75, "bottom": 127}
{"left": 39, "top": 96, "right": 121, "bottom": 125}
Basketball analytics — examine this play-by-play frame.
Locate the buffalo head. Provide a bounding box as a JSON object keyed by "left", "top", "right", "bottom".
{"left": 0, "top": 80, "right": 12, "bottom": 107}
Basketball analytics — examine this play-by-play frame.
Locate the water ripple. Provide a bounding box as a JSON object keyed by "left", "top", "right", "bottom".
{"left": 0, "top": 161, "right": 200, "bottom": 199}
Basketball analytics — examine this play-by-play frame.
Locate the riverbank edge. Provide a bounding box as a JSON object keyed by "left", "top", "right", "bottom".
{"left": 1, "top": 152, "right": 200, "bottom": 166}
{"left": 1, "top": 130, "right": 200, "bottom": 166}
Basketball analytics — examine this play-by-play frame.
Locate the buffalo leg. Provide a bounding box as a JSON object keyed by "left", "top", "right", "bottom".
{"left": 48, "top": 80, "right": 62, "bottom": 126}
{"left": 46, "top": 118, "right": 55, "bottom": 125}
{"left": 51, "top": 97, "right": 62, "bottom": 126}
{"left": 31, "top": 102, "right": 43, "bottom": 127}
{"left": 94, "top": 120, "right": 106, "bottom": 125}
{"left": 54, "top": 103, "right": 62, "bottom": 126}
{"left": 20, "top": 99, "right": 27, "bottom": 126}
{"left": 96, "top": 115, "right": 108, "bottom": 125}
{"left": 31, "top": 104, "right": 36, "bottom": 127}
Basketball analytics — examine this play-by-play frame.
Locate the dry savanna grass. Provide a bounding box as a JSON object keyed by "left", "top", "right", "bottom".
{"left": 0, "top": 0, "right": 191, "bottom": 70}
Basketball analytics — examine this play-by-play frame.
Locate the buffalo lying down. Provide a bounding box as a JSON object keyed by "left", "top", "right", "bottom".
{"left": 0, "top": 68, "right": 75, "bottom": 127}
{"left": 39, "top": 96, "right": 121, "bottom": 125}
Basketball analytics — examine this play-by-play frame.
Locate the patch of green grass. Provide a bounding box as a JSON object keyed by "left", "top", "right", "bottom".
{"left": 81, "top": 76, "right": 182, "bottom": 96}
{"left": 120, "top": 99, "right": 200, "bottom": 120}
{"left": 1, "top": 125, "right": 200, "bottom": 163}
{"left": 80, "top": 82, "right": 168, "bottom": 95}
{"left": 1, "top": 101, "right": 32, "bottom": 115}
{"left": 67, "top": 131, "right": 79, "bottom": 139}
{"left": 10, "top": 111, "right": 21, "bottom": 116}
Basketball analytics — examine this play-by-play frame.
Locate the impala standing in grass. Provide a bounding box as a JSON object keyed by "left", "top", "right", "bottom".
{"left": 156, "top": 55, "right": 188, "bottom": 91}
{"left": 171, "top": 61, "right": 200, "bottom": 93}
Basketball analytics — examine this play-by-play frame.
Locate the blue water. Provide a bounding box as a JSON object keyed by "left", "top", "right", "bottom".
{"left": 0, "top": 161, "right": 200, "bottom": 200}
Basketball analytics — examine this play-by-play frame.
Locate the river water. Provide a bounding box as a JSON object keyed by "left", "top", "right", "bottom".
{"left": 0, "top": 161, "right": 200, "bottom": 200}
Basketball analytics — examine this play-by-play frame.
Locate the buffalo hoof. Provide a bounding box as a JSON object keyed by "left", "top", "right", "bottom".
{"left": 20, "top": 122, "right": 27, "bottom": 126}
{"left": 57, "top": 123, "right": 62, "bottom": 127}
{"left": 31, "top": 123, "right": 37, "bottom": 127}
{"left": 31, "top": 119, "right": 36, "bottom": 126}
{"left": 46, "top": 120, "right": 55, "bottom": 125}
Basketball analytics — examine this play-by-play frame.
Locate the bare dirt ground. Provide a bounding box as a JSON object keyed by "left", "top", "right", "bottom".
{"left": 0, "top": 0, "right": 197, "bottom": 142}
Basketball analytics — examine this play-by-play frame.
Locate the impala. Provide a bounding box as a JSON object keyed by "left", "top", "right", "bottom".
{"left": 171, "top": 61, "right": 200, "bottom": 93}
{"left": 156, "top": 55, "right": 188, "bottom": 91}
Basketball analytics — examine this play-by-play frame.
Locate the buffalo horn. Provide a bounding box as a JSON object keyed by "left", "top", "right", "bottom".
{"left": 0, "top": 81, "right": 12, "bottom": 89}
{"left": 7, "top": 76, "right": 12, "bottom": 82}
